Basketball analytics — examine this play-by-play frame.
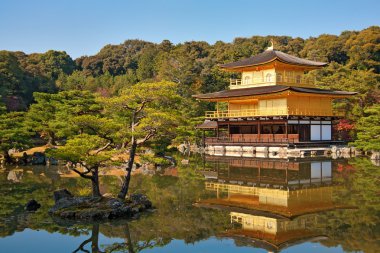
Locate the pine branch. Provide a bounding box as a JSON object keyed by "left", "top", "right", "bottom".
{"left": 72, "top": 168, "right": 93, "bottom": 179}
{"left": 136, "top": 129, "right": 156, "bottom": 144}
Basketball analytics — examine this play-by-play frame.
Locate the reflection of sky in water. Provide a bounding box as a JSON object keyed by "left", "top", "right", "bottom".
{"left": 0, "top": 229, "right": 349, "bottom": 253}
{"left": 0, "top": 229, "right": 121, "bottom": 252}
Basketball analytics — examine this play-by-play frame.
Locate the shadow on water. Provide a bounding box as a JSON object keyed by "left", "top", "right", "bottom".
{"left": 0, "top": 154, "right": 378, "bottom": 252}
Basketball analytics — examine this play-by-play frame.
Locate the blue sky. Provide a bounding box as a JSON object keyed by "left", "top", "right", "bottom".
{"left": 0, "top": 0, "right": 379, "bottom": 58}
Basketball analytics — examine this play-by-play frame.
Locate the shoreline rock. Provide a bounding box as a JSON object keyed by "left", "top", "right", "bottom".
{"left": 49, "top": 189, "right": 152, "bottom": 220}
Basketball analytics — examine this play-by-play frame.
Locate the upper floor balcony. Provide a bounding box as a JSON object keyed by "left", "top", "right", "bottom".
{"left": 230, "top": 74, "right": 315, "bottom": 89}
{"left": 205, "top": 108, "right": 345, "bottom": 119}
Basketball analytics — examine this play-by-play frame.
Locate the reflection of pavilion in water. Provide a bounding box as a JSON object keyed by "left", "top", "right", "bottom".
{"left": 196, "top": 156, "right": 352, "bottom": 252}
{"left": 226, "top": 212, "right": 326, "bottom": 252}
{"left": 202, "top": 155, "right": 337, "bottom": 189}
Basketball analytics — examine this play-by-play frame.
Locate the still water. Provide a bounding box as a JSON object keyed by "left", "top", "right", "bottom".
{"left": 0, "top": 155, "right": 378, "bottom": 253}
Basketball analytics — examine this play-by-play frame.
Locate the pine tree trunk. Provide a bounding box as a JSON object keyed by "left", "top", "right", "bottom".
{"left": 124, "top": 223, "right": 135, "bottom": 253}
{"left": 118, "top": 139, "right": 137, "bottom": 199}
{"left": 91, "top": 166, "right": 102, "bottom": 197}
{"left": 121, "top": 140, "right": 129, "bottom": 149}
{"left": 91, "top": 224, "right": 100, "bottom": 252}
{"left": 47, "top": 132, "right": 56, "bottom": 146}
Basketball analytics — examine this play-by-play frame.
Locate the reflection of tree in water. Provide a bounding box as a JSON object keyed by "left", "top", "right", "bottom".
{"left": 73, "top": 224, "right": 97, "bottom": 253}
{"left": 73, "top": 224, "right": 104, "bottom": 253}
{"left": 73, "top": 222, "right": 166, "bottom": 253}
{"left": 314, "top": 158, "right": 380, "bottom": 253}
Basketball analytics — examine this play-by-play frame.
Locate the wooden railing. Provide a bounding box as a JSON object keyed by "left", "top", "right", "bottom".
{"left": 205, "top": 108, "right": 344, "bottom": 119}
{"left": 230, "top": 74, "right": 315, "bottom": 88}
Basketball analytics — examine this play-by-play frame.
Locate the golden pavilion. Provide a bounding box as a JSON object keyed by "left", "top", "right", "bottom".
{"left": 194, "top": 43, "right": 356, "bottom": 148}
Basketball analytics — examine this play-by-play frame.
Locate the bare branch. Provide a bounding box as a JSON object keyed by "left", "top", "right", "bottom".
{"left": 94, "top": 141, "right": 112, "bottom": 155}
{"left": 132, "top": 121, "right": 140, "bottom": 128}
{"left": 136, "top": 129, "right": 156, "bottom": 144}
{"left": 136, "top": 100, "right": 150, "bottom": 114}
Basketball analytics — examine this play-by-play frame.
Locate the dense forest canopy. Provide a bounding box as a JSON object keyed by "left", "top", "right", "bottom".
{"left": 0, "top": 26, "right": 379, "bottom": 149}
{"left": 1, "top": 26, "right": 378, "bottom": 107}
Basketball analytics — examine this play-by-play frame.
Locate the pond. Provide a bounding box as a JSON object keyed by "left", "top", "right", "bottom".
{"left": 0, "top": 154, "right": 378, "bottom": 253}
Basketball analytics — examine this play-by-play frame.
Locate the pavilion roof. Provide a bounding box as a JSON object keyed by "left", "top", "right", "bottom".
{"left": 193, "top": 85, "right": 357, "bottom": 100}
{"left": 220, "top": 49, "right": 327, "bottom": 70}
{"left": 196, "top": 120, "right": 218, "bottom": 129}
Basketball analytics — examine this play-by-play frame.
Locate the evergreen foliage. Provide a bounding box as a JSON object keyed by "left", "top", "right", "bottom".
{"left": 0, "top": 112, "right": 31, "bottom": 160}
{"left": 352, "top": 105, "right": 380, "bottom": 151}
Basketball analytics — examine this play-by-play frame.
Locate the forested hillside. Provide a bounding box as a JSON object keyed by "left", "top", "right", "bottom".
{"left": 0, "top": 26, "right": 379, "bottom": 148}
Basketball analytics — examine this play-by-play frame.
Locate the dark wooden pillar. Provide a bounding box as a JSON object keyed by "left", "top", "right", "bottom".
{"left": 227, "top": 123, "right": 230, "bottom": 141}
{"left": 331, "top": 119, "right": 335, "bottom": 141}
{"left": 285, "top": 121, "right": 288, "bottom": 143}
{"left": 258, "top": 121, "right": 261, "bottom": 142}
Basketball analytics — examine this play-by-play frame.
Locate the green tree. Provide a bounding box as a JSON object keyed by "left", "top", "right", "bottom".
{"left": 25, "top": 91, "right": 102, "bottom": 145}
{"left": 0, "top": 112, "right": 31, "bottom": 163}
{"left": 136, "top": 45, "right": 158, "bottom": 81}
{"left": 352, "top": 105, "right": 380, "bottom": 151}
{"left": 56, "top": 70, "right": 87, "bottom": 91}
{"left": 103, "top": 81, "right": 184, "bottom": 199}
{"left": 47, "top": 115, "right": 122, "bottom": 197}
{"left": 300, "top": 34, "right": 348, "bottom": 63}
{"left": 309, "top": 63, "right": 380, "bottom": 119}
{"left": 48, "top": 135, "right": 110, "bottom": 197}
{"left": 345, "top": 26, "right": 380, "bottom": 73}
{"left": 0, "top": 51, "right": 25, "bottom": 98}
{"left": 1, "top": 50, "right": 76, "bottom": 108}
